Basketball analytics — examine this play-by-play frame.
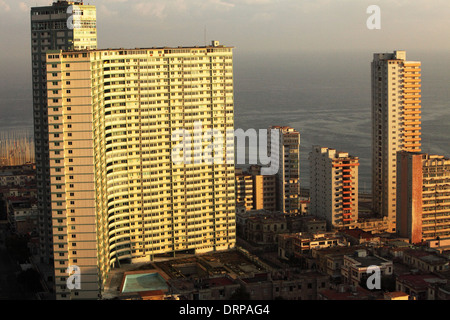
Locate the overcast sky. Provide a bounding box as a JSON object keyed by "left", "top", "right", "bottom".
{"left": 1, "top": 0, "right": 450, "bottom": 120}
{"left": 1, "top": 0, "right": 450, "bottom": 56}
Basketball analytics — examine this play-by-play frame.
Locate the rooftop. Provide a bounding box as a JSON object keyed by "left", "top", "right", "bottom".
{"left": 319, "top": 286, "right": 380, "bottom": 300}
{"left": 340, "top": 228, "right": 378, "bottom": 240}
{"left": 405, "top": 249, "right": 448, "bottom": 265}
{"left": 397, "top": 273, "right": 445, "bottom": 290}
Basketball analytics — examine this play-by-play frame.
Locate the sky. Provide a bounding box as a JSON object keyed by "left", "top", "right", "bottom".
{"left": 1, "top": 0, "right": 450, "bottom": 56}
{"left": 0, "top": 0, "right": 450, "bottom": 126}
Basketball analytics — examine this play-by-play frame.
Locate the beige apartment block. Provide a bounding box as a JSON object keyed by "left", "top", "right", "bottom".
{"left": 46, "top": 41, "right": 236, "bottom": 299}
{"left": 31, "top": 1, "right": 97, "bottom": 265}
{"left": 309, "top": 146, "right": 359, "bottom": 229}
{"left": 235, "top": 170, "right": 254, "bottom": 211}
{"left": 269, "top": 126, "right": 300, "bottom": 215}
{"left": 372, "top": 51, "right": 422, "bottom": 232}
{"left": 253, "top": 174, "right": 277, "bottom": 211}
{"left": 397, "top": 152, "right": 450, "bottom": 243}
{"left": 236, "top": 165, "right": 277, "bottom": 211}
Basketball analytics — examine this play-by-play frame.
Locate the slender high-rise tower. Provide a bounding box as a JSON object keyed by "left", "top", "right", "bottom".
{"left": 30, "top": 1, "right": 97, "bottom": 266}
{"left": 269, "top": 126, "right": 300, "bottom": 215}
{"left": 371, "top": 51, "right": 422, "bottom": 232}
{"left": 46, "top": 41, "right": 236, "bottom": 299}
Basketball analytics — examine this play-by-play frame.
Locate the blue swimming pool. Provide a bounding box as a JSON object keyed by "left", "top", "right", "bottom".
{"left": 121, "top": 272, "right": 168, "bottom": 293}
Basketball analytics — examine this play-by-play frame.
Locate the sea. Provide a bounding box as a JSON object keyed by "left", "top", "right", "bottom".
{"left": 1, "top": 50, "right": 449, "bottom": 191}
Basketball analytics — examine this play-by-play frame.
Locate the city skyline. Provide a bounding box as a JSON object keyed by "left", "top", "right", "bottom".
{"left": 0, "top": 0, "right": 450, "bottom": 304}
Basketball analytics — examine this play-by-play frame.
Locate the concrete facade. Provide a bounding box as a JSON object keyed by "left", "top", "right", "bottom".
{"left": 371, "top": 51, "right": 422, "bottom": 233}
{"left": 309, "top": 146, "right": 359, "bottom": 229}
{"left": 46, "top": 41, "right": 236, "bottom": 299}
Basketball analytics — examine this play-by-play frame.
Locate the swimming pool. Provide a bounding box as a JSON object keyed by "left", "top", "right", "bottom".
{"left": 121, "top": 272, "right": 168, "bottom": 293}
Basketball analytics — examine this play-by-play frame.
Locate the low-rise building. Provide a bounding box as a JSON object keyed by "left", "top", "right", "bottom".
{"left": 341, "top": 249, "right": 393, "bottom": 288}
{"left": 354, "top": 216, "right": 390, "bottom": 234}
{"left": 278, "top": 232, "right": 343, "bottom": 260}
{"left": 246, "top": 213, "right": 287, "bottom": 246}
{"left": 396, "top": 273, "right": 446, "bottom": 300}
{"left": 402, "top": 249, "right": 449, "bottom": 273}
{"left": 339, "top": 228, "right": 381, "bottom": 246}
{"left": 310, "top": 246, "right": 364, "bottom": 282}
{"left": 383, "top": 291, "right": 411, "bottom": 300}
{"left": 170, "top": 275, "right": 241, "bottom": 300}
{"left": 318, "top": 285, "right": 382, "bottom": 300}
{"left": 287, "top": 215, "right": 326, "bottom": 233}
{"left": 425, "top": 237, "right": 450, "bottom": 254}
{"left": 6, "top": 197, "right": 38, "bottom": 234}
{"left": 239, "top": 271, "right": 329, "bottom": 300}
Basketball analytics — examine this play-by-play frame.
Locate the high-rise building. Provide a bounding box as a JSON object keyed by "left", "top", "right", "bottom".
{"left": 309, "top": 146, "right": 359, "bottom": 229}
{"left": 235, "top": 166, "right": 277, "bottom": 212}
{"left": 235, "top": 168, "right": 254, "bottom": 211}
{"left": 397, "top": 152, "right": 450, "bottom": 244}
{"left": 46, "top": 41, "right": 236, "bottom": 299}
{"left": 253, "top": 174, "right": 277, "bottom": 211}
{"left": 31, "top": 1, "right": 97, "bottom": 265}
{"left": 269, "top": 126, "right": 300, "bottom": 215}
{"left": 371, "top": 51, "right": 422, "bottom": 232}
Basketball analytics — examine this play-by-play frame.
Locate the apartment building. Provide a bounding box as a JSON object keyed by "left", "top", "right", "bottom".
{"left": 309, "top": 146, "right": 359, "bottom": 229}
{"left": 397, "top": 152, "right": 450, "bottom": 243}
{"left": 235, "top": 169, "right": 254, "bottom": 211}
{"left": 31, "top": 0, "right": 97, "bottom": 265}
{"left": 268, "top": 126, "right": 300, "bottom": 215}
{"left": 46, "top": 41, "right": 236, "bottom": 299}
{"left": 372, "top": 51, "right": 422, "bottom": 232}
{"left": 253, "top": 174, "right": 277, "bottom": 211}
{"left": 235, "top": 165, "right": 277, "bottom": 212}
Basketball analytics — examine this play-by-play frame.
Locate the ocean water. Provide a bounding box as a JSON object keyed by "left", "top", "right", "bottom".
{"left": 1, "top": 50, "right": 449, "bottom": 191}
{"left": 232, "top": 51, "right": 450, "bottom": 191}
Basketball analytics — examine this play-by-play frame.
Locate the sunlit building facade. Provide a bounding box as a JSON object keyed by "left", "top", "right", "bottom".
{"left": 46, "top": 41, "right": 236, "bottom": 299}
{"left": 269, "top": 126, "right": 300, "bottom": 215}
{"left": 397, "top": 152, "right": 450, "bottom": 243}
{"left": 31, "top": 0, "right": 97, "bottom": 265}
{"left": 309, "top": 146, "right": 359, "bottom": 229}
{"left": 371, "top": 51, "right": 422, "bottom": 232}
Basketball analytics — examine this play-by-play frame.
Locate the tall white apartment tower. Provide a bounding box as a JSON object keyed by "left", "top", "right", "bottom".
{"left": 30, "top": 1, "right": 97, "bottom": 265}
{"left": 269, "top": 126, "right": 300, "bottom": 215}
{"left": 309, "top": 146, "right": 359, "bottom": 229}
{"left": 46, "top": 41, "right": 236, "bottom": 299}
{"left": 371, "top": 51, "right": 422, "bottom": 232}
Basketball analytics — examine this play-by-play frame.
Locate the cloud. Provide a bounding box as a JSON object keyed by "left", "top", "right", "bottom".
{"left": 99, "top": 4, "right": 118, "bottom": 17}
{"left": 0, "top": 0, "right": 10, "bottom": 12}
{"left": 132, "top": 2, "right": 167, "bottom": 19}
{"left": 19, "top": 2, "right": 28, "bottom": 12}
{"left": 209, "top": 0, "right": 235, "bottom": 8}
{"left": 233, "top": 0, "right": 272, "bottom": 4}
